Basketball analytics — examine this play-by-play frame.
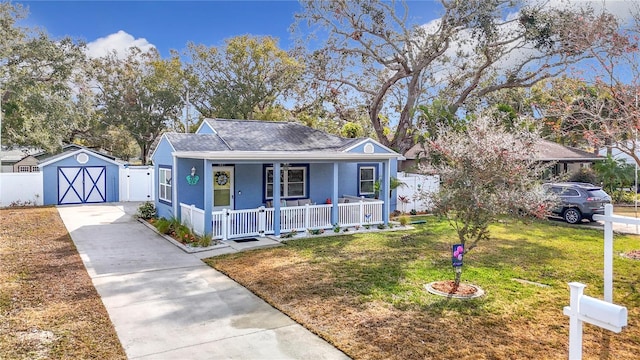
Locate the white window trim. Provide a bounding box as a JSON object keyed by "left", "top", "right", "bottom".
{"left": 31, "top": 166, "right": 39, "bottom": 172}
{"left": 359, "top": 166, "right": 376, "bottom": 195}
{"left": 159, "top": 167, "right": 172, "bottom": 203}
{"left": 265, "top": 166, "right": 307, "bottom": 199}
{"left": 18, "top": 165, "right": 30, "bottom": 173}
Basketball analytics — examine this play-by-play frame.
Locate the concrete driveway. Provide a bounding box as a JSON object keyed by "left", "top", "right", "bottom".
{"left": 57, "top": 203, "right": 349, "bottom": 360}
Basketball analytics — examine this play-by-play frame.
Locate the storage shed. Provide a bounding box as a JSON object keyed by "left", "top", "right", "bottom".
{"left": 39, "top": 149, "right": 121, "bottom": 205}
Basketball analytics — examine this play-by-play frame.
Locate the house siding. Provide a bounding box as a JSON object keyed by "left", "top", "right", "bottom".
{"left": 309, "top": 163, "right": 334, "bottom": 203}
{"left": 176, "top": 158, "right": 206, "bottom": 210}
{"left": 347, "top": 140, "right": 394, "bottom": 155}
{"left": 235, "top": 164, "right": 264, "bottom": 209}
{"left": 196, "top": 121, "right": 215, "bottom": 134}
{"left": 152, "top": 137, "right": 175, "bottom": 219}
{"left": 13, "top": 156, "right": 39, "bottom": 172}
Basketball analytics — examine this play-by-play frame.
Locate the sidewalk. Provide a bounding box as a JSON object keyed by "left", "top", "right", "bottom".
{"left": 57, "top": 203, "right": 349, "bottom": 360}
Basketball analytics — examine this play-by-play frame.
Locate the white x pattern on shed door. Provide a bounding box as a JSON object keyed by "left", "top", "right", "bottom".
{"left": 58, "top": 166, "right": 107, "bottom": 205}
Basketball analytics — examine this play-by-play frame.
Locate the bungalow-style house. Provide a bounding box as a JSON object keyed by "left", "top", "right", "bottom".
{"left": 151, "top": 119, "right": 402, "bottom": 240}
{"left": 401, "top": 139, "right": 602, "bottom": 177}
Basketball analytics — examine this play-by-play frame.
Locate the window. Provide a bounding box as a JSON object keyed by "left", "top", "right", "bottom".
{"left": 31, "top": 166, "right": 39, "bottom": 172}
{"left": 559, "top": 188, "right": 580, "bottom": 197}
{"left": 359, "top": 166, "right": 376, "bottom": 196}
{"left": 159, "top": 167, "right": 172, "bottom": 203}
{"left": 265, "top": 166, "right": 306, "bottom": 199}
{"left": 18, "top": 166, "right": 30, "bottom": 173}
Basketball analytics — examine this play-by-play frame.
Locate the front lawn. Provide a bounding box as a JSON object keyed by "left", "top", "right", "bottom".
{"left": 206, "top": 218, "right": 640, "bottom": 359}
{"left": 0, "top": 207, "right": 126, "bottom": 359}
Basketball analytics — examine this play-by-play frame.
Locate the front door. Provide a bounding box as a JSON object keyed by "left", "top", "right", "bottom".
{"left": 213, "top": 166, "right": 234, "bottom": 211}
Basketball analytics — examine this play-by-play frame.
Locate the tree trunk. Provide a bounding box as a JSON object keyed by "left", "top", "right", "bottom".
{"left": 453, "top": 267, "right": 462, "bottom": 291}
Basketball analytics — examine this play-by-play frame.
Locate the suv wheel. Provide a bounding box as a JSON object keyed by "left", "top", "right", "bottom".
{"left": 563, "top": 208, "right": 582, "bottom": 224}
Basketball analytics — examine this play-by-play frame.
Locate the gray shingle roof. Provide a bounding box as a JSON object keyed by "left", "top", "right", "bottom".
{"left": 403, "top": 139, "right": 602, "bottom": 161}
{"left": 165, "top": 119, "right": 362, "bottom": 153}
{"left": 536, "top": 140, "right": 602, "bottom": 161}
{"left": 207, "top": 119, "right": 359, "bottom": 151}
{"left": 164, "top": 133, "right": 230, "bottom": 152}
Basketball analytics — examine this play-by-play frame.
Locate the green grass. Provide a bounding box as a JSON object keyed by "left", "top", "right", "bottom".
{"left": 208, "top": 217, "right": 640, "bottom": 359}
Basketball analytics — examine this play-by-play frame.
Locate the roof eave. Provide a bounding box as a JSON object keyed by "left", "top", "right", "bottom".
{"left": 172, "top": 151, "right": 401, "bottom": 161}
{"left": 538, "top": 158, "right": 603, "bottom": 161}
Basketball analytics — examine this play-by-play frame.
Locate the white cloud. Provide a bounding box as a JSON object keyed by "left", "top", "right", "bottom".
{"left": 85, "top": 30, "right": 155, "bottom": 59}
{"left": 529, "top": 0, "right": 639, "bottom": 22}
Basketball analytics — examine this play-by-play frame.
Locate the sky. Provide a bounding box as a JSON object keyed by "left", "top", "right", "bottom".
{"left": 16, "top": 0, "right": 453, "bottom": 59}
{"left": 17, "top": 0, "right": 639, "bottom": 61}
{"left": 19, "top": 1, "right": 309, "bottom": 57}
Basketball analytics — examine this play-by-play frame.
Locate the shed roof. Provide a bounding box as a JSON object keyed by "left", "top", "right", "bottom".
{"left": 38, "top": 148, "right": 123, "bottom": 168}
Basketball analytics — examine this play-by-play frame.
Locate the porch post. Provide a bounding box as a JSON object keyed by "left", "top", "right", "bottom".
{"left": 331, "top": 162, "right": 339, "bottom": 226}
{"left": 383, "top": 159, "right": 390, "bottom": 225}
{"left": 273, "top": 162, "right": 281, "bottom": 236}
{"left": 203, "top": 160, "right": 213, "bottom": 235}
{"left": 172, "top": 155, "right": 179, "bottom": 220}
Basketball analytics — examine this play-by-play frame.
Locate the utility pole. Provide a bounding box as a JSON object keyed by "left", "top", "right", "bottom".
{"left": 185, "top": 87, "right": 190, "bottom": 133}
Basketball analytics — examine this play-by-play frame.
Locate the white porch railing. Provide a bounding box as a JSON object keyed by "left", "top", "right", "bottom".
{"left": 180, "top": 200, "right": 383, "bottom": 240}
{"left": 179, "top": 203, "right": 205, "bottom": 236}
{"left": 338, "top": 200, "right": 384, "bottom": 227}
{"left": 280, "top": 204, "right": 333, "bottom": 233}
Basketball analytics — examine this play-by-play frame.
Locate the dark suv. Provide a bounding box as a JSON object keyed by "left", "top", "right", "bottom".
{"left": 543, "top": 182, "right": 611, "bottom": 224}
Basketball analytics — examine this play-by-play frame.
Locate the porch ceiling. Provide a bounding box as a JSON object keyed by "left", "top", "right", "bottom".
{"left": 172, "top": 151, "right": 402, "bottom": 162}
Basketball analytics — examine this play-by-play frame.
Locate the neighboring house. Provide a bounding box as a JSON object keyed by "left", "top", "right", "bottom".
{"left": 38, "top": 148, "right": 122, "bottom": 205}
{"left": 13, "top": 155, "right": 39, "bottom": 173}
{"left": 151, "top": 119, "right": 402, "bottom": 239}
{"left": 0, "top": 149, "right": 41, "bottom": 173}
{"left": 401, "top": 139, "right": 602, "bottom": 177}
{"left": 535, "top": 140, "right": 603, "bottom": 177}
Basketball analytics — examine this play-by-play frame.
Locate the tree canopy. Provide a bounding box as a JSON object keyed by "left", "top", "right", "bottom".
{"left": 1, "top": 2, "right": 87, "bottom": 152}
{"left": 185, "top": 35, "right": 303, "bottom": 120}
{"left": 294, "top": 0, "right": 623, "bottom": 154}
{"left": 93, "top": 48, "right": 186, "bottom": 164}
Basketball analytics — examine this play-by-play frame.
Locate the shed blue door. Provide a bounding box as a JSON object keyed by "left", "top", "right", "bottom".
{"left": 58, "top": 166, "right": 107, "bottom": 205}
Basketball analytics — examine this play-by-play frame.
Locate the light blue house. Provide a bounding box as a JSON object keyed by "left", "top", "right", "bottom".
{"left": 150, "top": 119, "right": 402, "bottom": 239}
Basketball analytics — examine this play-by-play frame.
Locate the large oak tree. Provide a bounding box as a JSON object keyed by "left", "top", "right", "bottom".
{"left": 93, "top": 47, "right": 185, "bottom": 164}
{"left": 1, "top": 2, "right": 87, "bottom": 152}
{"left": 185, "top": 35, "right": 303, "bottom": 120}
{"left": 294, "top": 0, "right": 623, "bottom": 154}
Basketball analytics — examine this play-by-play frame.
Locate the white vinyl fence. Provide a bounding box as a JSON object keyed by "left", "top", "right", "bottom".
{"left": 396, "top": 172, "right": 440, "bottom": 213}
{"left": 0, "top": 173, "right": 44, "bottom": 206}
{"left": 1, "top": 165, "right": 154, "bottom": 207}
{"left": 119, "top": 166, "right": 154, "bottom": 202}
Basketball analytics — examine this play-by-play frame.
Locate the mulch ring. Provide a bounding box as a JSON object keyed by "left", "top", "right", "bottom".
{"left": 425, "top": 280, "right": 485, "bottom": 299}
{"left": 622, "top": 250, "right": 640, "bottom": 260}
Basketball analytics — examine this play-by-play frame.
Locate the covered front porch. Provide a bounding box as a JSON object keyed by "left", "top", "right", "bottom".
{"left": 170, "top": 154, "right": 397, "bottom": 240}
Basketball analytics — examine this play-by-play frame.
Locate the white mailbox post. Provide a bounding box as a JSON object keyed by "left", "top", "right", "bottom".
{"left": 592, "top": 204, "right": 640, "bottom": 302}
{"left": 563, "top": 282, "right": 628, "bottom": 360}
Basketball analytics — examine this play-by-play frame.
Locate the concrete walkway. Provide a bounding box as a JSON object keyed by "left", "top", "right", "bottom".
{"left": 57, "top": 203, "right": 349, "bottom": 360}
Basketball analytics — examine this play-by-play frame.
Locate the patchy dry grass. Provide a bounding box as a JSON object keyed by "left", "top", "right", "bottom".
{"left": 206, "top": 218, "right": 640, "bottom": 360}
{"left": 0, "top": 207, "right": 125, "bottom": 359}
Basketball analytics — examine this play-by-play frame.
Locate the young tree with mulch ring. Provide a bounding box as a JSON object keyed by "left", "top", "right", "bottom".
{"left": 421, "top": 113, "right": 556, "bottom": 290}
